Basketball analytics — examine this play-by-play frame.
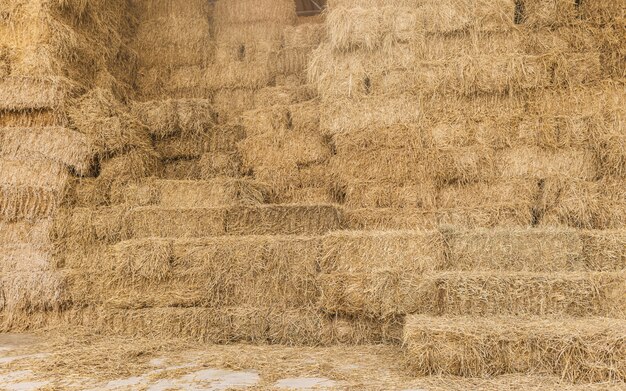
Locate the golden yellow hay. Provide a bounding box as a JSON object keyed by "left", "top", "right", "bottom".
{"left": 341, "top": 181, "right": 437, "bottom": 209}
{"left": 131, "top": 0, "right": 213, "bottom": 19}
{"left": 0, "top": 109, "right": 67, "bottom": 127}
{"left": 423, "top": 272, "right": 625, "bottom": 317}
{"left": 403, "top": 315, "right": 626, "bottom": 382}
{"left": 345, "top": 208, "right": 439, "bottom": 230}
{"left": 0, "top": 126, "right": 93, "bottom": 174}
{"left": 212, "top": 88, "right": 256, "bottom": 124}
{"left": 496, "top": 147, "right": 598, "bottom": 180}
{"left": 253, "top": 85, "right": 316, "bottom": 108}
{"left": 580, "top": 230, "right": 626, "bottom": 271}
{"left": 110, "top": 178, "right": 269, "bottom": 208}
{"left": 98, "top": 148, "right": 162, "bottom": 184}
{"left": 0, "top": 220, "right": 53, "bottom": 246}
{"left": 445, "top": 227, "right": 585, "bottom": 272}
{"left": 213, "top": 0, "right": 296, "bottom": 25}
{"left": 0, "top": 76, "right": 81, "bottom": 111}
{"left": 198, "top": 152, "right": 242, "bottom": 178}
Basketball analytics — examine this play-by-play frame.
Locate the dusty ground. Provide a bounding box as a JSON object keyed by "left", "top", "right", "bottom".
{"left": 0, "top": 332, "right": 623, "bottom": 390}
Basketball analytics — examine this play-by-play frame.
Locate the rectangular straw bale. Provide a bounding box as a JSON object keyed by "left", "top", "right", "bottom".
{"left": 52, "top": 206, "right": 127, "bottom": 245}
{"left": 161, "top": 159, "right": 202, "bottom": 180}
{"left": 0, "top": 109, "right": 67, "bottom": 127}
{"left": 332, "top": 125, "right": 426, "bottom": 154}
{"left": 284, "top": 24, "right": 325, "bottom": 48}
{"left": 320, "top": 96, "right": 422, "bottom": 134}
{"left": 330, "top": 148, "right": 427, "bottom": 183}
{"left": 198, "top": 152, "right": 242, "bottom": 178}
{"left": 417, "top": 31, "right": 522, "bottom": 61}
{"left": 437, "top": 205, "right": 534, "bottom": 229}
{"left": 0, "top": 159, "right": 68, "bottom": 221}
{"left": 426, "top": 146, "right": 497, "bottom": 185}
{"left": 136, "top": 44, "right": 212, "bottom": 68}
{"left": 540, "top": 177, "right": 626, "bottom": 229}
{"left": 131, "top": 0, "right": 213, "bottom": 19}
{"left": 279, "top": 187, "right": 335, "bottom": 204}
{"left": 424, "top": 272, "right": 626, "bottom": 317}
{"left": 253, "top": 85, "right": 316, "bottom": 108}
{"left": 166, "top": 66, "right": 213, "bottom": 99}
{"left": 0, "top": 270, "right": 66, "bottom": 312}
{"left": 226, "top": 205, "right": 343, "bottom": 235}
{"left": 403, "top": 315, "right": 626, "bottom": 382}
{"left": 213, "top": 0, "right": 296, "bottom": 25}
{"left": 0, "top": 220, "right": 52, "bottom": 246}
{"left": 112, "top": 178, "right": 269, "bottom": 208}
{"left": 0, "top": 126, "right": 92, "bottom": 174}
{"left": 318, "top": 271, "right": 428, "bottom": 318}
{"left": 342, "top": 181, "right": 437, "bottom": 209}
{"left": 0, "top": 76, "right": 80, "bottom": 111}
{"left": 169, "top": 236, "right": 321, "bottom": 308}
{"left": 132, "top": 99, "right": 217, "bottom": 139}
{"left": 206, "top": 43, "right": 275, "bottom": 89}
{"left": 578, "top": 0, "right": 626, "bottom": 25}
{"left": 321, "top": 230, "right": 446, "bottom": 273}
{"left": 519, "top": 0, "right": 579, "bottom": 27}
{"left": 345, "top": 208, "right": 438, "bottom": 230}
{"left": 124, "top": 206, "right": 226, "bottom": 239}
{"left": 62, "top": 306, "right": 401, "bottom": 346}
{"left": 497, "top": 147, "right": 598, "bottom": 180}
{"left": 273, "top": 46, "right": 314, "bottom": 77}
{"left": 580, "top": 230, "right": 626, "bottom": 271}
{"left": 212, "top": 88, "right": 256, "bottom": 124}
{"left": 552, "top": 52, "right": 603, "bottom": 87}
{"left": 133, "top": 17, "right": 212, "bottom": 51}
{"left": 215, "top": 22, "right": 286, "bottom": 45}
{"left": 62, "top": 177, "right": 111, "bottom": 207}
{"left": 0, "top": 245, "right": 52, "bottom": 273}
{"left": 98, "top": 149, "right": 162, "bottom": 183}
{"left": 154, "top": 129, "right": 241, "bottom": 161}
{"left": 444, "top": 227, "right": 585, "bottom": 272}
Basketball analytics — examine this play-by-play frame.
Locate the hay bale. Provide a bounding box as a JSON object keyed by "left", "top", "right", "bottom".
{"left": 62, "top": 177, "right": 111, "bottom": 207}
{"left": 98, "top": 149, "right": 162, "bottom": 184}
{"left": 124, "top": 207, "right": 227, "bottom": 239}
{"left": 161, "top": 159, "right": 202, "bottom": 180}
{"left": 212, "top": 88, "right": 256, "bottom": 123}
{"left": 341, "top": 181, "right": 437, "bottom": 209}
{"left": 333, "top": 125, "right": 426, "bottom": 154}
{"left": 436, "top": 180, "right": 538, "bottom": 228}
{"left": 253, "top": 85, "right": 316, "bottom": 108}
{"left": 215, "top": 22, "right": 286, "bottom": 46}
{"left": 330, "top": 148, "right": 427, "bottom": 183}
{"left": 198, "top": 152, "right": 242, "bottom": 178}
{"left": 0, "top": 245, "right": 52, "bottom": 273}
{"left": 0, "top": 126, "right": 93, "bottom": 174}
{"left": 540, "top": 177, "right": 626, "bottom": 229}
{"left": 284, "top": 23, "right": 325, "bottom": 48}
{"left": 0, "top": 109, "right": 67, "bottom": 127}
{"left": 318, "top": 271, "right": 427, "bottom": 318}
{"left": 0, "top": 159, "right": 68, "bottom": 221}
{"left": 132, "top": 99, "right": 217, "bottom": 139}
{"left": 102, "top": 236, "right": 321, "bottom": 308}
{"left": 226, "top": 205, "right": 343, "bottom": 235}
{"left": 0, "top": 76, "right": 80, "bottom": 111}
{"left": 320, "top": 96, "right": 421, "bottom": 134}
{"left": 427, "top": 146, "right": 497, "bottom": 185}
{"left": 57, "top": 306, "right": 401, "bottom": 346}
{"left": 0, "top": 220, "right": 52, "bottom": 246}
{"left": 345, "top": 208, "right": 439, "bottom": 230}
{"left": 424, "top": 272, "right": 626, "bottom": 317}
{"left": 552, "top": 52, "right": 603, "bottom": 87}
{"left": 497, "top": 147, "right": 598, "bottom": 180}
{"left": 52, "top": 206, "right": 127, "bottom": 246}
{"left": 111, "top": 178, "right": 269, "bottom": 208}
{"left": 213, "top": 0, "right": 296, "bottom": 25}
{"left": 321, "top": 230, "right": 445, "bottom": 273}
{"left": 0, "top": 270, "right": 67, "bottom": 313}
{"left": 445, "top": 227, "right": 586, "bottom": 272}
{"left": 403, "top": 315, "right": 626, "bottom": 382}
{"left": 68, "top": 88, "right": 151, "bottom": 155}
{"left": 581, "top": 230, "right": 626, "bottom": 271}
{"left": 206, "top": 43, "right": 276, "bottom": 90}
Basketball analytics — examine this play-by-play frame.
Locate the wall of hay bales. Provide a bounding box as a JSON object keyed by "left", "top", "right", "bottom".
{"left": 0, "top": 0, "right": 143, "bottom": 329}
{"left": 308, "top": 0, "right": 625, "bottom": 230}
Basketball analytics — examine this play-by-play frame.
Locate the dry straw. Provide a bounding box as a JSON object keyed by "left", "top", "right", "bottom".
{"left": 404, "top": 315, "right": 626, "bottom": 382}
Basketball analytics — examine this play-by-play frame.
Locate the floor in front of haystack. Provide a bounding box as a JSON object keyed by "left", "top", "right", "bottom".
{"left": 0, "top": 332, "right": 622, "bottom": 390}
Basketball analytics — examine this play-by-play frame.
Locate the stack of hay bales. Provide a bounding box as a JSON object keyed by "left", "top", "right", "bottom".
{"left": 237, "top": 13, "right": 334, "bottom": 203}
{"left": 311, "top": 0, "right": 625, "bottom": 230}
{"left": 0, "top": 0, "right": 138, "bottom": 329}
{"left": 210, "top": 0, "right": 297, "bottom": 123}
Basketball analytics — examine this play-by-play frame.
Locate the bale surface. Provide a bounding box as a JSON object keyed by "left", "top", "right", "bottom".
{"left": 403, "top": 315, "right": 626, "bottom": 382}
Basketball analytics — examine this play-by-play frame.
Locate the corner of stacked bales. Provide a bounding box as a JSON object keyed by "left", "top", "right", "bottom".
{"left": 0, "top": 0, "right": 149, "bottom": 330}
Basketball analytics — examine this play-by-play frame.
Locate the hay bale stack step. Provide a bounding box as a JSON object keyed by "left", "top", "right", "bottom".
{"left": 0, "top": 76, "right": 81, "bottom": 111}
{"left": 0, "top": 158, "right": 69, "bottom": 221}
{"left": 403, "top": 315, "right": 626, "bottom": 382}
{"left": 110, "top": 178, "right": 270, "bottom": 207}
{"left": 131, "top": 99, "right": 218, "bottom": 139}
{"left": 0, "top": 126, "right": 93, "bottom": 174}
{"left": 124, "top": 204, "right": 344, "bottom": 238}
{"left": 73, "top": 236, "right": 321, "bottom": 308}
{"left": 37, "top": 306, "right": 401, "bottom": 346}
